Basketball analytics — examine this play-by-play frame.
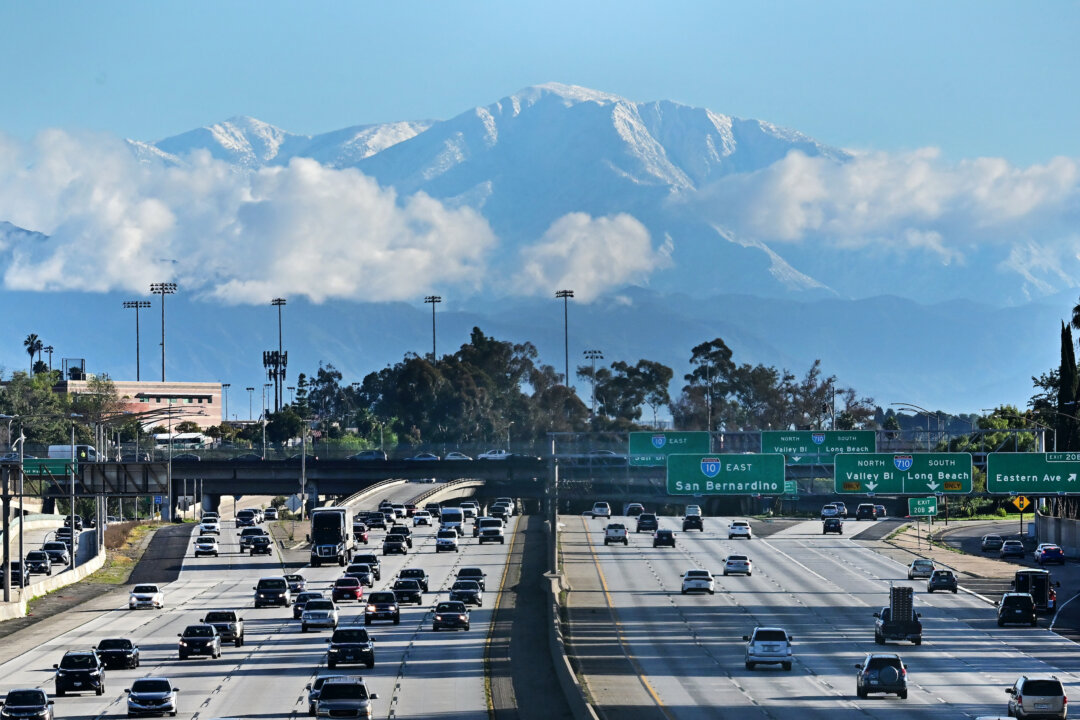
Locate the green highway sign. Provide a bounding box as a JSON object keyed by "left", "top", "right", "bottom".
{"left": 22, "top": 458, "right": 75, "bottom": 476}
{"left": 834, "top": 453, "right": 972, "bottom": 495}
{"left": 986, "top": 453, "right": 1080, "bottom": 494}
{"left": 783, "top": 479, "right": 798, "bottom": 496}
{"left": 629, "top": 431, "right": 710, "bottom": 466}
{"left": 761, "top": 430, "right": 876, "bottom": 465}
{"left": 908, "top": 496, "right": 939, "bottom": 517}
{"left": 667, "top": 453, "right": 785, "bottom": 495}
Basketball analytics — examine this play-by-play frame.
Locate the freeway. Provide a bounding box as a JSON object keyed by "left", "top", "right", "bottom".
{"left": 562, "top": 513, "right": 1080, "bottom": 719}
{"left": 0, "top": 487, "right": 517, "bottom": 719}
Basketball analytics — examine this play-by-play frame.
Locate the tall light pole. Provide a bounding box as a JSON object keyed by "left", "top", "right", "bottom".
{"left": 149, "top": 283, "right": 177, "bottom": 382}
{"left": 262, "top": 383, "right": 271, "bottom": 458}
{"left": 424, "top": 295, "right": 441, "bottom": 361}
{"left": 221, "top": 383, "right": 230, "bottom": 425}
{"left": 123, "top": 300, "right": 151, "bottom": 381}
{"left": 584, "top": 349, "right": 603, "bottom": 427}
{"left": 287, "top": 386, "right": 296, "bottom": 406}
{"left": 270, "top": 298, "right": 287, "bottom": 412}
{"left": 246, "top": 387, "right": 255, "bottom": 421}
{"left": 555, "top": 290, "right": 574, "bottom": 386}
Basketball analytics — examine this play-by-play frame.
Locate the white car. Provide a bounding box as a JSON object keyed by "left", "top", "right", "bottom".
{"left": 199, "top": 519, "right": 221, "bottom": 535}
{"left": 723, "top": 554, "right": 752, "bottom": 576}
{"left": 412, "top": 511, "right": 432, "bottom": 526}
{"left": 728, "top": 520, "right": 753, "bottom": 540}
{"left": 460, "top": 502, "right": 479, "bottom": 519}
{"left": 129, "top": 584, "right": 165, "bottom": 609}
{"left": 126, "top": 677, "right": 179, "bottom": 716}
{"left": 435, "top": 529, "right": 459, "bottom": 553}
{"left": 744, "top": 626, "right": 793, "bottom": 671}
{"left": 685, "top": 504, "right": 702, "bottom": 516}
{"left": 300, "top": 599, "right": 339, "bottom": 632}
{"left": 193, "top": 536, "right": 220, "bottom": 557}
{"left": 681, "top": 569, "right": 715, "bottom": 595}
{"left": 591, "top": 502, "right": 611, "bottom": 518}
{"left": 477, "top": 449, "right": 511, "bottom": 460}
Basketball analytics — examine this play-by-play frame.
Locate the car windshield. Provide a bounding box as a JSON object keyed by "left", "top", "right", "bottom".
{"left": 727, "top": 556, "right": 748, "bottom": 562}
{"left": 347, "top": 565, "right": 371, "bottom": 573}
{"left": 1003, "top": 595, "right": 1033, "bottom": 607}
{"left": 753, "top": 630, "right": 787, "bottom": 642}
{"left": 453, "top": 581, "right": 479, "bottom": 590}
{"left": 319, "top": 682, "right": 369, "bottom": 700}
{"left": 131, "top": 679, "right": 172, "bottom": 693}
{"left": 133, "top": 585, "right": 158, "bottom": 593}
{"left": 1023, "top": 680, "right": 1064, "bottom": 695}
{"left": 437, "top": 602, "right": 465, "bottom": 612}
{"left": 686, "top": 570, "right": 710, "bottom": 578}
{"left": 369, "top": 592, "right": 396, "bottom": 603}
{"left": 44, "top": 543, "right": 67, "bottom": 551}
{"left": 60, "top": 654, "right": 97, "bottom": 668}
{"left": 27, "top": 551, "right": 47, "bottom": 560}
{"left": 258, "top": 579, "right": 287, "bottom": 589}
{"left": 285, "top": 574, "right": 303, "bottom": 582}
{"left": 732, "top": 521, "right": 749, "bottom": 527}
{"left": 394, "top": 580, "right": 419, "bottom": 589}
{"left": 197, "top": 536, "right": 215, "bottom": 543}
{"left": 298, "top": 592, "right": 323, "bottom": 602}
{"left": 913, "top": 560, "right": 933, "bottom": 568}
{"left": 184, "top": 626, "right": 213, "bottom": 637}
{"left": 332, "top": 629, "right": 370, "bottom": 643}
{"left": 204, "top": 612, "right": 233, "bottom": 622}
{"left": 306, "top": 600, "right": 334, "bottom": 611}
{"left": 97, "top": 638, "right": 131, "bottom": 649}
{"left": 336, "top": 578, "right": 359, "bottom": 587}
{"left": 401, "top": 569, "right": 422, "bottom": 577}
{"left": 933, "top": 570, "right": 953, "bottom": 577}
{"left": 4, "top": 690, "right": 46, "bottom": 705}
{"left": 438, "top": 531, "right": 457, "bottom": 538}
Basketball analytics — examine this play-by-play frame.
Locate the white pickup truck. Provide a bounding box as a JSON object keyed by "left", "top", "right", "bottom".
{"left": 603, "top": 523, "right": 629, "bottom": 546}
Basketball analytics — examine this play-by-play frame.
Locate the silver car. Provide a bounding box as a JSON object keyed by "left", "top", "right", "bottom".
{"left": 1007, "top": 675, "right": 1067, "bottom": 719}
{"left": 744, "top": 627, "right": 793, "bottom": 670}
{"left": 125, "top": 677, "right": 178, "bottom": 717}
{"left": 301, "top": 600, "right": 339, "bottom": 632}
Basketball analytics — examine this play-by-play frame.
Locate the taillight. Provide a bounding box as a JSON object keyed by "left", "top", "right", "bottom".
{"left": 900, "top": 668, "right": 907, "bottom": 677}
{"left": 1016, "top": 695, "right": 1022, "bottom": 705}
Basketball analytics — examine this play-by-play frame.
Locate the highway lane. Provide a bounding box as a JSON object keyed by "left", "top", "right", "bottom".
{"left": 567, "top": 513, "right": 1080, "bottom": 719}
{"left": 0, "top": 491, "right": 515, "bottom": 720}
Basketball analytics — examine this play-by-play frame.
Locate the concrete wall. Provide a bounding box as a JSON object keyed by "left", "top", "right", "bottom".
{"left": 0, "top": 532, "right": 105, "bottom": 621}
{"left": 1036, "top": 513, "right": 1080, "bottom": 555}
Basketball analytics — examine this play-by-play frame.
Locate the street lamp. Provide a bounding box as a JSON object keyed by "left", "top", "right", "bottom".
{"left": 287, "top": 386, "right": 296, "bottom": 405}
{"left": 583, "top": 349, "right": 603, "bottom": 427}
{"left": 246, "top": 387, "right": 255, "bottom": 421}
{"left": 424, "top": 295, "right": 442, "bottom": 361}
{"left": 555, "top": 290, "right": 574, "bottom": 386}
{"left": 122, "top": 300, "right": 152, "bottom": 381}
{"left": 221, "top": 383, "right": 230, "bottom": 425}
{"left": 890, "top": 402, "right": 935, "bottom": 451}
{"left": 149, "top": 282, "right": 177, "bottom": 382}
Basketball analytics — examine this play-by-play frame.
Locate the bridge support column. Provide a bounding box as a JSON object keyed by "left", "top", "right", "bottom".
{"left": 304, "top": 481, "right": 319, "bottom": 514}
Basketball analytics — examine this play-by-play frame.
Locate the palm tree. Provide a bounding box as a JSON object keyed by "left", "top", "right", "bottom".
{"left": 23, "top": 333, "right": 42, "bottom": 374}
{"left": 1071, "top": 296, "right": 1080, "bottom": 334}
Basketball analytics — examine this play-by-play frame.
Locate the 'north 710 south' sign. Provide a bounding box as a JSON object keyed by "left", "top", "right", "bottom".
{"left": 834, "top": 453, "right": 972, "bottom": 495}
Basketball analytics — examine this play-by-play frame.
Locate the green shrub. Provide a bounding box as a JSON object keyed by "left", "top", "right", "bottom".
{"left": 995, "top": 507, "right": 1007, "bottom": 518}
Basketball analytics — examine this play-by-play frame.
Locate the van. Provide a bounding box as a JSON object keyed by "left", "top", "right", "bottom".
{"left": 47, "top": 445, "right": 99, "bottom": 463}
{"left": 439, "top": 507, "right": 464, "bottom": 535}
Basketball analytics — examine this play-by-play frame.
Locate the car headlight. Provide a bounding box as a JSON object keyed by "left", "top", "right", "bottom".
{"left": 179, "top": 641, "right": 188, "bottom": 646}
{"left": 366, "top": 605, "right": 376, "bottom": 611}
{"left": 435, "top": 615, "right": 443, "bottom": 620}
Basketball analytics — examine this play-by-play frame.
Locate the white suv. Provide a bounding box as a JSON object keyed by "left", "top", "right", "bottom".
{"left": 591, "top": 502, "right": 611, "bottom": 518}
{"left": 685, "top": 505, "right": 702, "bottom": 516}
{"left": 728, "top": 520, "right": 753, "bottom": 540}
{"left": 744, "top": 627, "right": 793, "bottom": 670}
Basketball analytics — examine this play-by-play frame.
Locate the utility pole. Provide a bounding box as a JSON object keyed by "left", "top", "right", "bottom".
{"left": 149, "top": 283, "right": 177, "bottom": 382}
{"left": 123, "top": 300, "right": 151, "bottom": 381}
{"left": 584, "top": 349, "right": 603, "bottom": 428}
{"left": 269, "top": 298, "right": 287, "bottom": 412}
{"left": 556, "top": 290, "right": 574, "bottom": 386}
{"left": 424, "top": 296, "right": 441, "bottom": 361}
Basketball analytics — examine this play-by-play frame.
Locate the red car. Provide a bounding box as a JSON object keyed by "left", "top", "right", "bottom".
{"left": 404, "top": 503, "right": 417, "bottom": 517}
{"left": 352, "top": 523, "right": 369, "bottom": 545}
{"left": 332, "top": 577, "right": 363, "bottom": 602}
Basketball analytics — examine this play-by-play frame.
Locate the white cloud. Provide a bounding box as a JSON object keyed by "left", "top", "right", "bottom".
{"left": 511, "top": 213, "right": 671, "bottom": 301}
{"left": 0, "top": 130, "right": 496, "bottom": 302}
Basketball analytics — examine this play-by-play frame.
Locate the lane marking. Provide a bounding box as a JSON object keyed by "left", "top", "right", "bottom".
{"left": 484, "top": 514, "right": 521, "bottom": 718}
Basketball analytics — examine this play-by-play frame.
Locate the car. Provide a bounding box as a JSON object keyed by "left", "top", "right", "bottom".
{"left": 981, "top": 534, "right": 1005, "bottom": 552}
{"left": 129, "top": 584, "right": 165, "bottom": 610}
{"left": 591, "top": 501, "right": 611, "bottom": 518}
{"left": 177, "top": 624, "right": 221, "bottom": 659}
{"left": 262, "top": 507, "right": 278, "bottom": 520}
{"left": 397, "top": 567, "right": 430, "bottom": 592}
{"left": 63, "top": 514, "right": 85, "bottom": 530}
{"left": 1007, "top": 675, "right": 1067, "bottom": 719}
{"left": 235, "top": 509, "right": 257, "bottom": 527}
{"left": 352, "top": 523, "right": 370, "bottom": 544}
{"left": 238, "top": 527, "right": 269, "bottom": 551}
{"left": 326, "top": 628, "right": 375, "bottom": 669}
{"left": 172, "top": 453, "right": 201, "bottom": 462}
{"left": 459, "top": 501, "right": 479, "bottom": 519}
{"left": 193, "top": 535, "right": 219, "bottom": 557}
{"left": 490, "top": 504, "right": 510, "bottom": 521}
{"left": 874, "top": 504, "right": 887, "bottom": 518}
{"left": 389, "top": 524, "right": 414, "bottom": 547}
{"left": 1000, "top": 539, "right": 1026, "bottom": 558}
{"left": 424, "top": 503, "right": 443, "bottom": 519}
{"left": 855, "top": 653, "right": 907, "bottom": 699}
{"left": 457, "top": 566, "right": 487, "bottom": 591}
{"left": 53, "top": 650, "right": 106, "bottom": 696}
{"left": 364, "top": 590, "right": 401, "bottom": 625}
{"left": 392, "top": 579, "right": 424, "bottom": 605}
{"left": 54, "top": 527, "right": 77, "bottom": 550}
{"left": 25, "top": 549, "right": 52, "bottom": 575}
{"left": 0, "top": 688, "right": 54, "bottom": 719}
{"left": 353, "top": 553, "right": 382, "bottom": 581}
{"left": 723, "top": 555, "right": 752, "bottom": 576}
{"left": 681, "top": 569, "right": 715, "bottom": 594}
{"left": 624, "top": 503, "right": 645, "bottom": 517}
{"left": 301, "top": 599, "right": 340, "bottom": 632}
{"left": 365, "top": 513, "right": 388, "bottom": 530}
{"left": 907, "top": 559, "right": 935, "bottom": 579}
{"left": 728, "top": 520, "right": 752, "bottom": 540}
{"left": 855, "top": 503, "right": 877, "bottom": 520}
{"left": 41, "top": 541, "right": 70, "bottom": 566}
{"left": 90, "top": 637, "right": 140, "bottom": 670}
{"left": 382, "top": 534, "right": 408, "bottom": 555}
{"left": 312, "top": 677, "right": 378, "bottom": 718}
{"left": 200, "top": 512, "right": 220, "bottom": 522}
{"left": 348, "top": 449, "right": 388, "bottom": 461}
{"left": 834, "top": 502, "right": 849, "bottom": 518}
{"left": 332, "top": 577, "right": 364, "bottom": 603}
{"left": 997, "top": 592, "right": 1038, "bottom": 627}
{"left": 304, "top": 675, "right": 348, "bottom": 716}
{"left": 449, "top": 580, "right": 483, "bottom": 606}
{"left": 653, "top": 529, "right": 676, "bottom": 548}
{"left": 478, "top": 523, "right": 505, "bottom": 544}
{"left": 926, "top": 569, "right": 958, "bottom": 593}
{"left": 636, "top": 513, "right": 659, "bottom": 533}
{"left": 412, "top": 510, "right": 433, "bottom": 526}
{"left": 124, "top": 676, "right": 179, "bottom": 717}
{"left": 198, "top": 518, "right": 221, "bottom": 535}
{"left": 201, "top": 610, "right": 244, "bottom": 646}
{"left": 744, "top": 626, "right": 793, "bottom": 670}
{"left": 0, "top": 561, "right": 28, "bottom": 587}
{"left": 604, "top": 523, "right": 629, "bottom": 545}
{"left": 343, "top": 563, "right": 375, "bottom": 587}
{"left": 1035, "top": 543, "right": 1066, "bottom": 565}
{"left": 293, "top": 591, "right": 325, "bottom": 619}
{"left": 435, "top": 529, "right": 459, "bottom": 553}
{"left": 284, "top": 574, "right": 307, "bottom": 593}
{"left": 433, "top": 600, "right": 470, "bottom": 632}
{"left": 685, "top": 504, "right": 702, "bottom": 516}
{"left": 252, "top": 576, "right": 291, "bottom": 607}
{"left": 445, "top": 451, "right": 473, "bottom": 460}
{"left": 682, "top": 515, "right": 703, "bottom": 531}
{"left": 406, "top": 452, "right": 440, "bottom": 461}
{"left": 822, "top": 517, "right": 843, "bottom": 534}
{"left": 495, "top": 497, "right": 518, "bottom": 516}
{"left": 477, "top": 449, "right": 511, "bottom": 460}
{"left": 820, "top": 503, "right": 840, "bottom": 519}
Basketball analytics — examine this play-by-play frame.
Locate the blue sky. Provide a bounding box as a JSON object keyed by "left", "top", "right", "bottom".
{"left": 1, "top": 1, "right": 1077, "bottom": 164}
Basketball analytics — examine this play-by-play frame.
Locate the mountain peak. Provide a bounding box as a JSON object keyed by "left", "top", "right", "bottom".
{"left": 513, "top": 82, "right": 630, "bottom": 108}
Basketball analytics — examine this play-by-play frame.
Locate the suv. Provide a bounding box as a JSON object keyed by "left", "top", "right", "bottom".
{"left": 604, "top": 523, "right": 629, "bottom": 546}
{"left": 252, "top": 577, "right": 291, "bottom": 607}
{"left": 326, "top": 628, "right": 375, "bottom": 669}
{"left": 834, "top": 502, "right": 849, "bottom": 518}
{"left": 653, "top": 529, "right": 676, "bottom": 548}
{"left": 1, "top": 688, "right": 53, "bottom": 719}
{"left": 388, "top": 524, "right": 413, "bottom": 548}
{"left": 820, "top": 504, "right": 840, "bottom": 520}
{"left": 636, "top": 513, "right": 659, "bottom": 533}
{"left": 998, "top": 592, "right": 1038, "bottom": 627}
{"left": 53, "top": 651, "right": 105, "bottom": 696}
{"left": 201, "top": 610, "right": 245, "bottom": 646}
{"left": 305, "top": 675, "right": 347, "bottom": 716}
{"left": 235, "top": 509, "right": 257, "bottom": 527}
{"left": 313, "top": 678, "right": 378, "bottom": 719}
{"left": 624, "top": 503, "right": 645, "bottom": 517}
{"left": 855, "top": 503, "right": 877, "bottom": 520}
{"left": 682, "top": 515, "right": 703, "bottom": 532}
{"left": 457, "top": 567, "right": 487, "bottom": 591}
{"left": 353, "top": 553, "right": 382, "bottom": 581}
{"left": 382, "top": 534, "right": 408, "bottom": 555}
{"left": 398, "top": 567, "right": 429, "bottom": 592}
{"left": 364, "top": 590, "right": 400, "bottom": 625}
{"left": 744, "top": 627, "right": 793, "bottom": 670}
{"left": 392, "top": 579, "right": 424, "bottom": 605}
{"left": 435, "top": 529, "right": 459, "bottom": 553}
{"left": 822, "top": 518, "right": 843, "bottom": 535}
{"left": 42, "top": 541, "right": 70, "bottom": 566}
{"left": 907, "top": 559, "right": 935, "bottom": 579}
{"left": 855, "top": 653, "right": 907, "bottom": 699}
{"left": 25, "top": 550, "right": 52, "bottom": 576}
{"left": 1007, "top": 675, "right": 1067, "bottom": 719}
{"left": 344, "top": 563, "right": 375, "bottom": 587}
{"left": 591, "top": 501, "right": 611, "bottom": 518}
{"left": 927, "top": 569, "right": 958, "bottom": 594}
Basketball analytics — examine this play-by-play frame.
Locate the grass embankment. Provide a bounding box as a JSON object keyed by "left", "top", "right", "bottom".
{"left": 88, "top": 521, "right": 167, "bottom": 584}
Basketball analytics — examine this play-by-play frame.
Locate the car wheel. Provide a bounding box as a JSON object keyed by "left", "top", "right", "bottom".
{"left": 747, "top": 572, "right": 752, "bottom": 577}
{"left": 328, "top": 660, "right": 336, "bottom": 668}
{"left": 952, "top": 589, "right": 957, "bottom": 594}
{"left": 56, "top": 688, "right": 64, "bottom": 698}
{"left": 179, "top": 653, "right": 187, "bottom": 660}
{"left": 97, "top": 685, "right": 105, "bottom": 696}
{"left": 366, "top": 660, "right": 375, "bottom": 669}
{"left": 899, "top": 690, "right": 907, "bottom": 699}
{"left": 1031, "top": 620, "right": 1038, "bottom": 627}
{"left": 681, "top": 589, "right": 687, "bottom": 595}
{"left": 857, "top": 688, "right": 867, "bottom": 699}
{"left": 235, "top": 639, "right": 243, "bottom": 647}
{"left": 783, "top": 662, "right": 792, "bottom": 671}
{"left": 302, "top": 625, "right": 308, "bottom": 633}
{"left": 927, "top": 588, "right": 933, "bottom": 594}
{"left": 708, "top": 589, "right": 715, "bottom": 595}
{"left": 998, "top": 619, "right": 1005, "bottom": 627}
{"left": 723, "top": 571, "right": 728, "bottom": 576}
{"left": 745, "top": 662, "right": 754, "bottom": 670}
{"left": 914, "top": 638, "right": 922, "bottom": 646}
{"left": 364, "top": 618, "right": 371, "bottom": 626}
{"left": 394, "top": 616, "right": 400, "bottom": 625}
{"left": 729, "top": 535, "right": 734, "bottom": 539}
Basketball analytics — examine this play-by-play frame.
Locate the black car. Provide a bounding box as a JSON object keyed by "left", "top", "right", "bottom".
{"left": 177, "top": 624, "right": 221, "bottom": 660}
{"left": 636, "top": 513, "right": 659, "bottom": 533}
{"left": 353, "top": 554, "right": 382, "bottom": 581}
{"left": 682, "top": 515, "right": 703, "bottom": 532}
{"left": 0, "top": 688, "right": 53, "bottom": 719}
{"left": 822, "top": 518, "right": 843, "bottom": 535}
{"left": 94, "top": 638, "right": 140, "bottom": 669}
{"left": 0, "top": 561, "right": 29, "bottom": 587}
{"left": 382, "top": 535, "right": 408, "bottom": 555}
{"left": 855, "top": 504, "right": 878, "bottom": 520}
{"left": 998, "top": 592, "right": 1038, "bottom": 627}
{"left": 53, "top": 650, "right": 106, "bottom": 696}
{"left": 344, "top": 563, "right": 375, "bottom": 587}
{"left": 432, "top": 601, "right": 470, "bottom": 632}
{"left": 249, "top": 535, "right": 273, "bottom": 555}
{"left": 449, "top": 580, "right": 483, "bottom": 606}
{"left": 63, "top": 515, "right": 84, "bottom": 530}
{"left": 364, "top": 590, "right": 400, "bottom": 625}
{"left": 293, "top": 591, "right": 325, "bottom": 619}
{"left": 25, "top": 550, "right": 53, "bottom": 576}
{"left": 457, "top": 567, "right": 487, "bottom": 592}
{"left": 397, "top": 568, "right": 429, "bottom": 593}
{"left": 389, "top": 524, "right": 413, "bottom": 548}
{"left": 391, "top": 579, "right": 424, "bottom": 605}
{"left": 54, "top": 528, "right": 77, "bottom": 550}
{"left": 926, "top": 569, "right": 958, "bottom": 594}
{"left": 326, "top": 627, "right": 375, "bottom": 669}
{"left": 653, "top": 530, "right": 676, "bottom": 548}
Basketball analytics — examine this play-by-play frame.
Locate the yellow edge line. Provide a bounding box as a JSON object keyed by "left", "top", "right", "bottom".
{"left": 581, "top": 516, "right": 673, "bottom": 717}
{"left": 485, "top": 514, "right": 521, "bottom": 718}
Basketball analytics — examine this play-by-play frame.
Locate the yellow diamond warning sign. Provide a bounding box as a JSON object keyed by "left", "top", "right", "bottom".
{"left": 1011, "top": 496, "right": 1031, "bottom": 512}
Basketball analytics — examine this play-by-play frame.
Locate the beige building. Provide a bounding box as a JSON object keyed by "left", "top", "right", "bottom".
{"left": 58, "top": 380, "right": 223, "bottom": 429}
